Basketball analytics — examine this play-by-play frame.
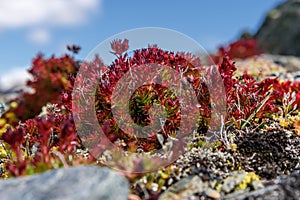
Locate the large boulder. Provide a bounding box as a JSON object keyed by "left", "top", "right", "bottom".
{"left": 0, "top": 166, "right": 129, "bottom": 200}
{"left": 255, "top": 0, "right": 300, "bottom": 56}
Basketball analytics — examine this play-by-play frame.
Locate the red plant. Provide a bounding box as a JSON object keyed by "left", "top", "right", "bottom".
{"left": 1, "top": 39, "right": 300, "bottom": 178}
{"left": 0, "top": 53, "right": 78, "bottom": 129}
{"left": 211, "top": 39, "right": 262, "bottom": 64}
{"left": 110, "top": 39, "right": 129, "bottom": 56}
{"left": 1, "top": 109, "right": 92, "bottom": 177}
{"left": 71, "top": 41, "right": 214, "bottom": 154}
{"left": 73, "top": 39, "right": 300, "bottom": 153}
{"left": 1, "top": 127, "right": 26, "bottom": 157}
{"left": 218, "top": 56, "right": 300, "bottom": 129}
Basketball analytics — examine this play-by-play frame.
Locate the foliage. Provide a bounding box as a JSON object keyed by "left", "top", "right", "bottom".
{"left": 1, "top": 103, "right": 94, "bottom": 177}
{"left": 218, "top": 56, "right": 300, "bottom": 129}
{"left": 0, "top": 54, "right": 78, "bottom": 130}
{"left": 1, "top": 39, "right": 300, "bottom": 178}
{"left": 210, "top": 39, "right": 262, "bottom": 64}
{"left": 0, "top": 50, "right": 88, "bottom": 177}
{"left": 72, "top": 40, "right": 212, "bottom": 153}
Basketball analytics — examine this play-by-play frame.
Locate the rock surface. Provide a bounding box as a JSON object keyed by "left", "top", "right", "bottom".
{"left": 258, "top": 54, "right": 300, "bottom": 72}
{"left": 224, "top": 169, "right": 300, "bottom": 200}
{"left": 0, "top": 166, "right": 129, "bottom": 200}
{"left": 255, "top": 0, "right": 300, "bottom": 56}
{"left": 133, "top": 122, "right": 300, "bottom": 199}
{"left": 234, "top": 53, "right": 300, "bottom": 81}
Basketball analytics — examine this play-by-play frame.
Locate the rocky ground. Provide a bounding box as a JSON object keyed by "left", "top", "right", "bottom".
{"left": 130, "top": 54, "right": 300, "bottom": 200}
{"left": 131, "top": 129, "right": 300, "bottom": 199}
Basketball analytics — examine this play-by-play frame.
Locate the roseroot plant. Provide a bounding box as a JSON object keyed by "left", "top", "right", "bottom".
{"left": 218, "top": 56, "right": 300, "bottom": 129}
{"left": 0, "top": 48, "right": 86, "bottom": 177}
{"left": 0, "top": 53, "right": 78, "bottom": 131}
{"left": 210, "top": 39, "right": 262, "bottom": 64}
{"left": 1, "top": 38, "right": 300, "bottom": 178}
{"left": 72, "top": 39, "right": 217, "bottom": 155}
{"left": 1, "top": 103, "right": 93, "bottom": 177}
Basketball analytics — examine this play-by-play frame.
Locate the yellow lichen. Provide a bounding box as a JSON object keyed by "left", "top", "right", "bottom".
{"left": 0, "top": 124, "right": 11, "bottom": 136}
{"left": 0, "top": 145, "right": 7, "bottom": 158}
{"left": 229, "top": 143, "right": 237, "bottom": 152}
{"left": 10, "top": 102, "right": 18, "bottom": 109}
{"left": 234, "top": 172, "right": 260, "bottom": 191}
{"left": 158, "top": 170, "right": 170, "bottom": 179}
{"left": 0, "top": 119, "right": 6, "bottom": 127}
{"left": 274, "top": 112, "right": 300, "bottom": 131}
{"left": 279, "top": 118, "right": 290, "bottom": 127}
{"left": 5, "top": 112, "right": 16, "bottom": 120}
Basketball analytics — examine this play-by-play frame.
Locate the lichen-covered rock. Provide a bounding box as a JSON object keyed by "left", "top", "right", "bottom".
{"left": 234, "top": 53, "right": 300, "bottom": 82}
{"left": 255, "top": 0, "right": 300, "bottom": 56}
{"left": 234, "top": 55, "right": 287, "bottom": 78}
{"left": 0, "top": 166, "right": 129, "bottom": 200}
{"left": 157, "top": 171, "right": 264, "bottom": 199}
{"left": 158, "top": 175, "right": 221, "bottom": 200}
{"left": 259, "top": 54, "right": 300, "bottom": 72}
{"left": 224, "top": 169, "right": 300, "bottom": 200}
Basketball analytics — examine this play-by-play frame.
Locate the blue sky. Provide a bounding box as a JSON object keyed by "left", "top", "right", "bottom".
{"left": 0, "top": 0, "right": 284, "bottom": 83}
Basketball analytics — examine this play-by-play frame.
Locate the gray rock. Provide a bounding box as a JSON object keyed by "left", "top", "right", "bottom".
{"left": 224, "top": 169, "right": 300, "bottom": 200}
{"left": 0, "top": 166, "right": 129, "bottom": 200}
{"left": 159, "top": 175, "right": 221, "bottom": 200}
{"left": 255, "top": 0, "right": 300, "bottom": 56}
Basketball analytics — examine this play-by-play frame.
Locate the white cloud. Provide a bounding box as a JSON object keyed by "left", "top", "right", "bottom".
{"left": 0, "top": 67, "right": 31, "bottom": 91}
{"left": 0, "top": 0, "right": 100, "bottom": 29}
{"left": 27, "top": 28, "right": 51, "bottom": 45}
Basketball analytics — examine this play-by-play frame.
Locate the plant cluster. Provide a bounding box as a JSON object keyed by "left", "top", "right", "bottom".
{"left": 1, "top": 106, "right": 92, "bottom": 177}
{"left": 0, "top": 50, "right": 87, "bottom": 177}
{"left": 207, "top": 39, "right": 291, "bottom": 131}
{"left": 0, "top": 39, "right": 299, "bottom": 179}
{"left": 0, "top": 54, "right": 78, "bottom": 130}
{"left": 64, "top": 39, "right": 300, "bottom": 158}
{"left": 86, "top": 40, "right": 212, "bottom": 153}
{"left": 210, "top": 39, "right": 262, "bottom": 64}
{"left": 224, "top": 58, "right": 300, "bottom": 134}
